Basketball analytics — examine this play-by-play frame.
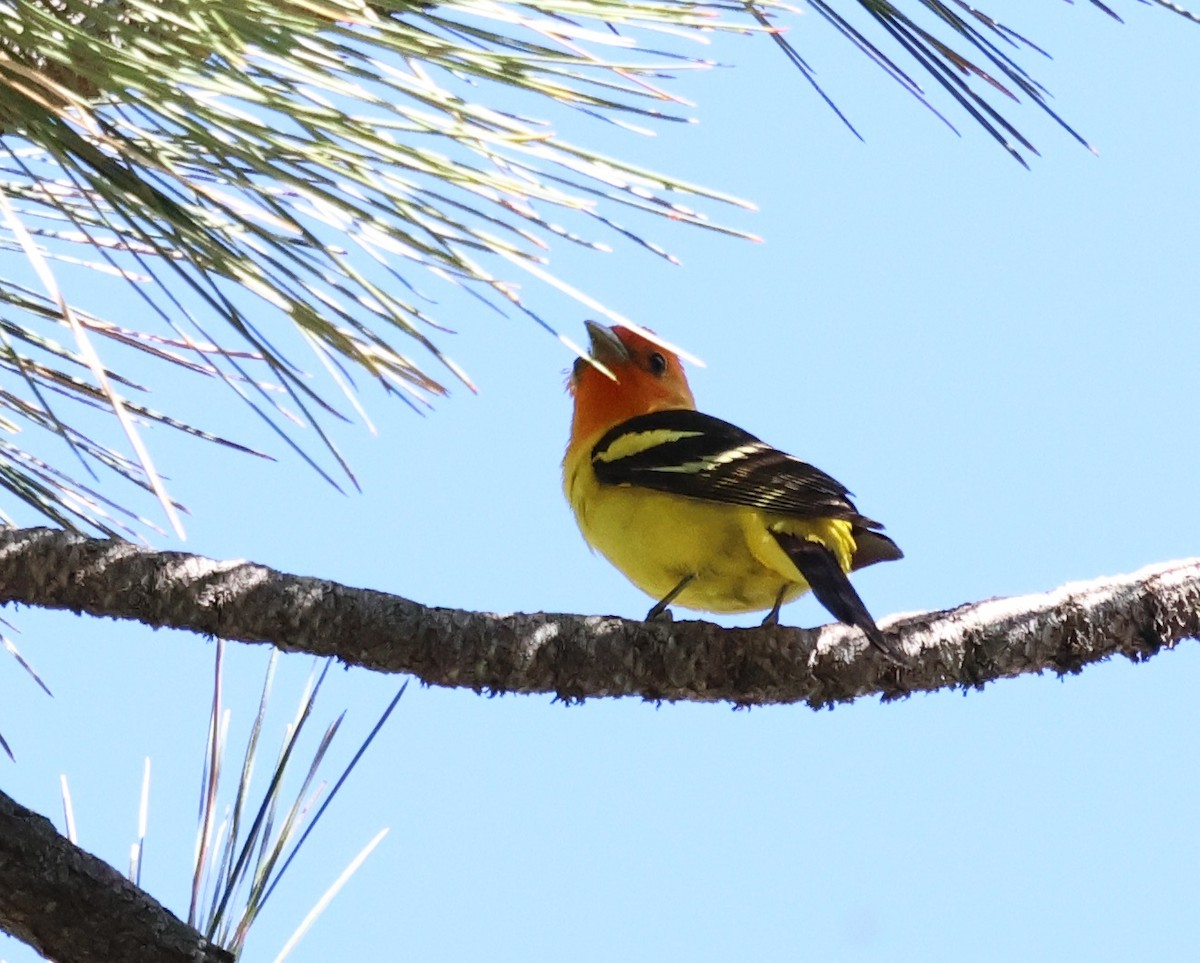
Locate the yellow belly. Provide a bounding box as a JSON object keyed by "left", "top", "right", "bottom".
{"left": 564, "top": 452, "right": 856, "bottom": 615}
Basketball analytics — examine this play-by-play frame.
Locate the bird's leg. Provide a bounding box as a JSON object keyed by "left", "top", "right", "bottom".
{"left": 645, "top": 574, "right": 694, "bottom": 621}
{"left": 761, "top": 585, "right": 787, "bottom": 627}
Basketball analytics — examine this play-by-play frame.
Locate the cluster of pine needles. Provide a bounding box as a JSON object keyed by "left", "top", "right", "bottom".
{"left": 0, "top": 0, "right": 1193, "bottom": 537}
{"left": 53, "top": 643, "right": 404, "bottom": 960}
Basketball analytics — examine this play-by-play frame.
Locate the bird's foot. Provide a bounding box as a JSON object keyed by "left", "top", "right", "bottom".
{"left": 760, "top": 586, "right": 786, "bottom": 627}
{"left": 644, "top": 574, "right": 694, "bottom": 623}
{"left": 644, "top": 604, "right": 675, "bottom": 623}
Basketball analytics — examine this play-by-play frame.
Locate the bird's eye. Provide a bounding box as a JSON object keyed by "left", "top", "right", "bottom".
{"left": 647, "top": 352, "right": 668, "bottom": 376}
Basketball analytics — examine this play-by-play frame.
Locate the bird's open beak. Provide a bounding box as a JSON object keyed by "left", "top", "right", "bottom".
{"left": 584, "top": 320, "right": 630, "bottom": 366}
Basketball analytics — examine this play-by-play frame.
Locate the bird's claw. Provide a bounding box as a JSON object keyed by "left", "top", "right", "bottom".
{"left": 644, "top": 604, "right": 675, "bottom": 623}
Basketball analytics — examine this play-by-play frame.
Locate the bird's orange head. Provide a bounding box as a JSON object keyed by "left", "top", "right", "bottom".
{"left": 568, "top": 321, "right": 696, "bottom": 445}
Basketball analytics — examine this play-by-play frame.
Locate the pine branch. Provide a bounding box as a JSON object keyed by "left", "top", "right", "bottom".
{"left": 1, "top": 526, "right": 1196, "bottom": 705}
{"left": 0, "top": 787, "right": 232, "bottom": 963}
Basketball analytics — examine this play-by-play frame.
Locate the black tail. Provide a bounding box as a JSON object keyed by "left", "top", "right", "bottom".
{"left": 774, "top": 532, "right": 905, "bottom": 664}
{"left": 850, "top": 527, "right": 904, "bottom": 571}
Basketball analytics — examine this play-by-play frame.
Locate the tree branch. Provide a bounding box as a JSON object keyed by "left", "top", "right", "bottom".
{"left": 0, "top": 787, "right": 232, "bottom": 963}
{"left": 1, "top": 527, "right": 1196, "bottom": 705}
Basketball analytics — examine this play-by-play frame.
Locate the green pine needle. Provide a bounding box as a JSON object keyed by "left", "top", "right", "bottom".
{"left": 0, "top": 0, "right": 1194, "bottom": 533}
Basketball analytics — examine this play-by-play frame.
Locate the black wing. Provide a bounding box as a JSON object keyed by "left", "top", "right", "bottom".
{"left": 590, "top": 409, "right": 874, "bottom": 525}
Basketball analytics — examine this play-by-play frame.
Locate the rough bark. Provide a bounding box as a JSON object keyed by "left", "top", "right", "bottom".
{"left": 0, "top": 526, "right": 1196, "bottom": 706}
{"left": 3, "top": 527, "right": 1198, "bottom": 961}
{"left": 0, "top": 788, "right": 232, "bottom": 963}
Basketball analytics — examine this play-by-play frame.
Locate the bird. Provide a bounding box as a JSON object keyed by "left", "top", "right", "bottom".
{"left": 562, "top": 320, "right": 905, "bottom": 662}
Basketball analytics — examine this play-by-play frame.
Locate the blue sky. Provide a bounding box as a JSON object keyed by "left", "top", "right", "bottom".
{"left": 4, "top": 4, "right": 1200, "bottom": 962}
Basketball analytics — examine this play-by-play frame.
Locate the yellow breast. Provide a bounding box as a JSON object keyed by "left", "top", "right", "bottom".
{"left": 563, "top": 443, "right": 856, "bottom": 615}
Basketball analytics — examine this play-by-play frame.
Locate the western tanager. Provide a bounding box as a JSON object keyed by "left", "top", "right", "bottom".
{"left": 563, "top": 321, "right": 904, "bottom": 661}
